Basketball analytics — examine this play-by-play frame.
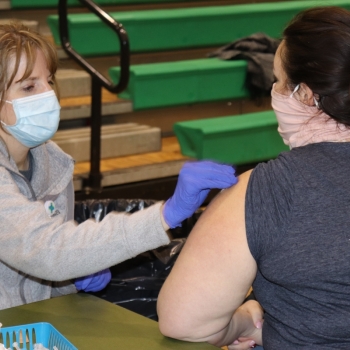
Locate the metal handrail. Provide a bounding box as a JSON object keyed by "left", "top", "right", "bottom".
{"left": 58, "top": 0, "right": 130, "bottom": 194}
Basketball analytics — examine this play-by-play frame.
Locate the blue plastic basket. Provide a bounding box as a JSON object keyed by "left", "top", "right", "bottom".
{"left": 0, "top": 322, "right": 77, "bottom": 350}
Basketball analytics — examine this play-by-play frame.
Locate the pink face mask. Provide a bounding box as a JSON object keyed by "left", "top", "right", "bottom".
{"left": 271, "top": 83, "right": 350, "bottom": 148}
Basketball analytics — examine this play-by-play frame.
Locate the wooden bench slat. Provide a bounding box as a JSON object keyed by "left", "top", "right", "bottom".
{"left": 59, "top": 88, "right": 132, "bottom": 120}
{"left": 72, "top": 136, "right": 189, "bottom": 190}
{"left": 54, "top": 123, "right": 161, "bottom": 162}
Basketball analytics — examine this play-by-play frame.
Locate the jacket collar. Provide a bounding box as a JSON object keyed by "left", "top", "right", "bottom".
{"left": 0, "top": 140, "right": 74, "bottom": 199}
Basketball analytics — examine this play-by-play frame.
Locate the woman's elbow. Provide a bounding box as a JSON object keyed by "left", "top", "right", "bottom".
{"left": 157, "top": 304, "right": 195, "bottom": 341}
{"left": 158, "top": 311, "right": 186, "bottom": 340}
{"left": 158, "top": 308, "right": 216, "bottom": 343}
{"left": 158, "top": 318, "right": 176, "bottom": 339}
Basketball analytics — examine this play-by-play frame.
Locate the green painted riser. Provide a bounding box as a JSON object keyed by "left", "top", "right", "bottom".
{"left": 174, "top": 110, "right": 289, "bottom": 165}
{"left": 11, "top": 0, "right": 184, "bottom": 8}
{"left": 47, "top": 0, "right": 350, "bottom": 56}
{"left": 109, "top": 58, "right": 249, "bottom": 110}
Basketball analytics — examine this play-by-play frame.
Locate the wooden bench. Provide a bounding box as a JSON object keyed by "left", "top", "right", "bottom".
{"left": 72, "top": 136, "right": 190, "bottom": 192}
{"left": 174, "top": 110, "right": 289, "bottom": 165}
{"left": 52, "top": 123, "right": 161, "bottom": 162}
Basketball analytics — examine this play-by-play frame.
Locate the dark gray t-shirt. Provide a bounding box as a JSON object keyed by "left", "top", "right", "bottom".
{"left": 246, "top": 142, "right": 350, "bottom": 349}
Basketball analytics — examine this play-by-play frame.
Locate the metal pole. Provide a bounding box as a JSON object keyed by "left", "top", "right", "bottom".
{"left": 58, "top": 0, "right": 129, "bottom": 196}
{"left": 84, "top": 76, "right": 103, "bottom": 194}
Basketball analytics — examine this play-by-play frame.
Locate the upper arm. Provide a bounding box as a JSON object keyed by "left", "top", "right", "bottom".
{"left": 157, "top": 170, "right": 257, "bottom": 343}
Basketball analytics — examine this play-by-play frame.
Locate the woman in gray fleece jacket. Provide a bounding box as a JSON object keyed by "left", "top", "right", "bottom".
{"left": 0, "top": 23, "right": 237, "bottom": 310}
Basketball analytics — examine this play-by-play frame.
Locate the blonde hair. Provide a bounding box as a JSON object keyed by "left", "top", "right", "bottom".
{"left": 0, "top": 22, "right": 59, "bottom": 115}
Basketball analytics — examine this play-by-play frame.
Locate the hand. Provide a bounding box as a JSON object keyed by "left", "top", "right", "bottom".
{"left": 74, "top": 268, "right": 111, "bottom": 292}
{"left": 228, "top": 300, "right": 264, "bottom": 350}
{"left": 163, "top": 160, "right": 237, "bottom": 228}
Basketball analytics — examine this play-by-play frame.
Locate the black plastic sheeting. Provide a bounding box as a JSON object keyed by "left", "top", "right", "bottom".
{"left": 74, "top": 198, "right": 157, "bottom": 224}
{"left": 74, "top": 198, "right": 202, "bottom": 321}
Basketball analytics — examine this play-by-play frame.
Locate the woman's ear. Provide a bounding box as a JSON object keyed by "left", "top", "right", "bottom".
{"left": 297, "top": 83, "right": 316, "bottom": 106}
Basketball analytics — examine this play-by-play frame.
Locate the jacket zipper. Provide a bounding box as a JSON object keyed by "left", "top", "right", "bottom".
{"left": 7, "top": 169, "right": 37, "bottom": 304}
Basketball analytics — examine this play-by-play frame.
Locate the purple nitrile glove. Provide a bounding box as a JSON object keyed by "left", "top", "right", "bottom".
{"left": 74, "top": 268, "right": 112, "bottom": 292}
{"left": 163, "top": 160, "right": 237, "bottom": 228}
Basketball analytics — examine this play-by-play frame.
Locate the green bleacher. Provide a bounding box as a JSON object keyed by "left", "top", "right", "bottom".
{"left": 47, "top": 0, "right": 350, "bottom": 56}
{"left": 174, "top": 110, "right": 289, "bottom": 165}
{"left": 10, "top": 0, "right": 185, "bottom": 9}
{"left": 46, "top": 0, "right": 350, "bottom": 110}
{"left": 109, "top": 59, "right": 249, "bottom": 110}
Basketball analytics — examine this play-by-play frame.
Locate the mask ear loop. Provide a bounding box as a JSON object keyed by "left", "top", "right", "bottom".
{"left": 289, "top": 84, "right": 300, "bottom": 98}
{"left": 313, "top": 96, "right": 320, "bottom": 108}
{"left": 0, "top": 99, "right": 13, "bottom": 105}
{"left": 0, "top": 101, "right": 13, "bottom": 126}
{"left": 290, "top": 84, "right": 320, "bottom": 108}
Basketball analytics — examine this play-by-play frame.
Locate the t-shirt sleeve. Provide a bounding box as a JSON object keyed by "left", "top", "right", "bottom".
{"left": 245, "top": 155, "right": 295, "bottom": 261}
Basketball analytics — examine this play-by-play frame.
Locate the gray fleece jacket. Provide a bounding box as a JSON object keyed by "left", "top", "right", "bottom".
{"left": 0, "top": 140, "right": 170, "bottom": 310}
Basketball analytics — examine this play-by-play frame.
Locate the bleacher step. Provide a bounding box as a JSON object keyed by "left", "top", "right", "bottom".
{"left": 0, "top": 0, "right": 9, "bottom": 9}
{"left": 47, "top": 1, "right": 350, "bottom": 57}
{"left": 59, "top": 88, "right": 132, "bottom": 120}
{"left": 55, "top": 69, "right": 133, "bottom": 120}
{"left": 0, "top": 18, "right": 38, "bottom": 30}
{"left": 10, "top": 0, "right": 243, "bottom": 9}
{"left": 53, "top": 123, "right": 161, "bottom": 162}
{"left": 1, "top": 0, "right": 276, "bottom": 40}
{"left": 56, "top": 69, "right": 91, "bottom": 98}
{"left": 174, "top": 110, "right": 289, "bottom": 165}
{"left": 72, "top": 136, "right": 189, "bottom": 191}
{"left": 109, "top": 58, "right": 249, "bottom": 110}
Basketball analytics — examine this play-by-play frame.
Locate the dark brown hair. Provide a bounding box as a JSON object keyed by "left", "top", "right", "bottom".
{"left": 282, "top": 6, "right": 350, "bottom": 125}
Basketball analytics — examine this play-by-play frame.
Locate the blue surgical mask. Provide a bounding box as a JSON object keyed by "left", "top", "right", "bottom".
{"left": 1, "top": 90, "right": 60, "bottom": 148}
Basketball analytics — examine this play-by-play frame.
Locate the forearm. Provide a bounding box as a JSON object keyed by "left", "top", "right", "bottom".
{"left": 2, "top": 201, "right": 170, "bottom": 281}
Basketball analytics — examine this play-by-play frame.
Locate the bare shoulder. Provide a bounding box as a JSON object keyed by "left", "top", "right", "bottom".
{"left": 217, "top": 168, "right": 252, "bottom": 201}
{"left": 174, "top": 167, "right": 255, "bottom": 283}
{"left": 194, "top": 169, "right": 253, "bottom": 232}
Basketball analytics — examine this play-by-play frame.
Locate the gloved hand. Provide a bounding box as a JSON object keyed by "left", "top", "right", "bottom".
{"left": 74, "top": 268, "right": 111, "bottom": 292}
{"left": 163, "top": 160, "right": 237, "bottom": 228}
